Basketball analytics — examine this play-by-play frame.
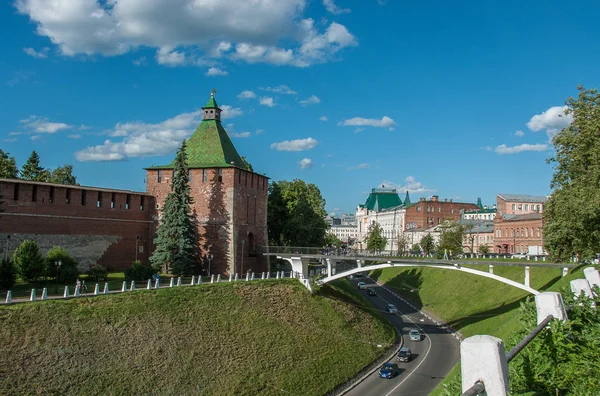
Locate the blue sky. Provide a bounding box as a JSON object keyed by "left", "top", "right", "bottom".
{"left": 2, "top": 0, "right": 599, "bottom": 216}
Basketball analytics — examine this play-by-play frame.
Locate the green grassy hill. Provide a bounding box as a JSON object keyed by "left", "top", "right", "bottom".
{"left": 367, "top": 263, "right": 591, "bottom": 395}
{"left": 0, "top": 279, "right": 394, "bottom": 396}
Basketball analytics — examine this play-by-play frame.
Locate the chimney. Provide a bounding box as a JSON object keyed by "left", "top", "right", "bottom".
{"left": 444, "top": 198, "right": 447, "bottom": 202}
{"left": 432, "top": 195, "right": 439, "bottom": 202}
{"left": 449, "top": 199, "right": 453, "bottom": 202}
{"left": 419, "top": 197, "right": 425, "bottom": 202}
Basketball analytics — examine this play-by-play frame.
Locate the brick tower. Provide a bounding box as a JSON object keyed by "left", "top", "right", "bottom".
{"left": 145, "top": 90, "right": 269, "bottom": 276}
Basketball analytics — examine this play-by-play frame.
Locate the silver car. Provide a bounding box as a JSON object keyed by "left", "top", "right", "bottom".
{"left": 386, "top": 304, "right": 398, "bottom": 314}
{"left": 409, "top": 328, "right": 421, "bottom": 341}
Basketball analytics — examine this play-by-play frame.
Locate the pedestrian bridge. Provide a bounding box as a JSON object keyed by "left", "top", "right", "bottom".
{"left": 260, "top": 246, "right": 576, "bottom": 294}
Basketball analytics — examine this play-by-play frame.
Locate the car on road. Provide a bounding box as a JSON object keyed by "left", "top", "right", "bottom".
{"left": 397, "top": 347, "right": 412, "bottom": 362}
{"left": 378, "top": 363, "right": 400, "bottom": 379}
{"left": 367, "top": 288, "right": 377, "bottom": 296}
{"left": 386, "top": 304, "right": 398, "bottom": 314}
{"left": 409, "top": 328, "right": 421, "bottom": 341}
{"left": 358, "top": 282, "right": 367, "bottom": 290}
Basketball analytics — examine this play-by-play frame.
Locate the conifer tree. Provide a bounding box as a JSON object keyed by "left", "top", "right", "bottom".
{"left": 150, "top": 140, "right": 199, "bottom": 275}
{"left": 20, "top": 151, "right": 49, "bottom": 182}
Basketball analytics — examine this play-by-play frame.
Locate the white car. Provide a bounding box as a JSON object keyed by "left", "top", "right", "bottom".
{"left": 409, "top": 328, "right": 421, "bottom": 341}
{"left": 386, "top": 304, "right": 398, "bottom": 314}
{"left": 358, "top": 282, "right": 367, "bottom": 290}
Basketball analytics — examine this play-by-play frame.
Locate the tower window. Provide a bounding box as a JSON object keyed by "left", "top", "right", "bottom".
{"left": 66, "top": 188, "right": 71, "bottom": 204}
{"left": 126, "top": 194, "right": 131, "bottom": 209}
{"left": 49, "top": 186, "right": 54, "bottom": 203}
{"left": 13, "top": 183, "right": 19, "bottom": 200}
{"left": 202, "top": 169, "right": 207, "bottom": 183}
{"left": 140, "top": 195, "right": 145, "bottom": 210}
{"left": 157, "top": 170, "right": 162, "bottom": 183}
{"left": 111, "top": 192, "right": 116, "bottom": 208}
{"left": 97, "top": 192, "right": 102, "bottom": 208}
{"left": 81, "top": 190, "right": 87, "bottom": 206}
{"left": 218, "top": 169, "right": 222, "bottom": 183}
{"left": 188, "top": 169, "right": 192, "bottom": 182}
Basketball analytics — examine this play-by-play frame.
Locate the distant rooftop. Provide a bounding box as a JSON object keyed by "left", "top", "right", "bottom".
{"left": 498, "top": 194, "right": 547, "bottom": 203}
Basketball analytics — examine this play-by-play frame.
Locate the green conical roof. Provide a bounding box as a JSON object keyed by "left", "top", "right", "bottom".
{"left": 404, "top": 191, "right": 411, "bottom": 206}
{"left": 364, "top": 188, "right": 402, "bottom": 212}
{"left": 204, "top": 94, "right": 219, "bottom": 109}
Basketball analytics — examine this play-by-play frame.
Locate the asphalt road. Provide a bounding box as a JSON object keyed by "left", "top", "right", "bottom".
{"left": 345, "top": 277, "right": 460, "bottom": 396}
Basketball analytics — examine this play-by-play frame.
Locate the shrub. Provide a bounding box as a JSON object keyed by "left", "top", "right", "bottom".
{"left": 44, "top": 246, "right": 79, "bottom": 283}
{"left": 86, "top": 264, "right": 108, "bottom": 282}
{"left": 0, "top": 258, "right": 17, "bottom": 290}
{"left": 124, "top": 260, "right": 155, "bottom": 282}
{"left": 13, "top": 240, "right": 44, "bottom": 282}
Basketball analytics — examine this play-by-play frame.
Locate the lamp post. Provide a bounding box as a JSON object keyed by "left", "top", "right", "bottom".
{"left": 241, "top": 240, "right": 245, "bottom": 275}
{"left": 135, "top": 235, "right": 140, "bottom": 262}
{"left": 55, "top": 260, "right": 62, "bottom": 294}
{"left": 207, "top": 254, "right": 214, "bottom": 276}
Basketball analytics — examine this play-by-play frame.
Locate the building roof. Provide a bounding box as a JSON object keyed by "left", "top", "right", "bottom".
{"left": 145, "top": 93, "right": 245, "bottom": 170}
{"left": 464, "top": 208, "right": 497, "bottom": 214}
{"left": 500, "top": 213, "right": 544, "bottom": 221}
{"left": 403, "top": 191, "right": 411, "bottom": 206}
{"left": 364, "top": 188, "right": 403, "bottom": 212}
{"left": 497, "top": 194, "right": 547, "bottom": 203}
{"left": 459, "top": 219, "right": 495, "bottom": 232}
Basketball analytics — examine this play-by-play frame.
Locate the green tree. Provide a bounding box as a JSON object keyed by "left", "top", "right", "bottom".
{"left": 324, "top": 233, "right": 342, "bottom": 247}
{"left": 397, "top": 233, "right": 409, "bottom": 256}
{"left": 240, "top": 156, "right": 254, "bottom": 172}
{"left": 478, "top": 245, "right": 490, "bottom": 255}
{"left": 12, "top": 239, "right": 44, "bottom": 282}
{"left": 437, "top": 221, "right": 465, "bottom": 257}
{"left": 420, "top": 234, "right": 435, "bottom": 255}
{"left": 0, "top": 150, "right": 19, "bottom": 179}
{"left": 44, "top": 246, "right": 79, "bottom": 282}
{"left": 545, "top": 86, "right": 600, "bottom": 261}
{"left": 150, "top": 140, "right": 199, "bottom": 275}
{"left": 365, "top": 222, "right": 387, "bottom": 253}
{"left": 20, "top": 151, "right": 49, "bottom": 182}
{"left": 267, "top": 182, "right": 287, "bottom": 245}
{"left": 49, "top": 164, "right": 79, "bottom": 185}
{"left": 0, "top": 258, "right": 17, "bottom": 290}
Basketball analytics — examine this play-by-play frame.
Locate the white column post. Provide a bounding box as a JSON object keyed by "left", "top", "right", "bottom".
{"left": 489, "top": 264, "right": 494, "bottom": 274}
{"left": 103, "top": 283, "right": 109, "bottom": 294}
{"left": 64, "top": 285, "right": 70, "bottom": 298}
{"left": 191, "top": 276, "right": 196, "bottom": 286}
{"left": 562, "top": 267, "right": 569, "bottom": 277}
{"left": 5, "top": 290, "right": 12, "bottom": 304}
{"left": 74, "top": 286, "right": 80, "bottom": 297}
{"left": 211, "top": 275, "right": 215, "bottom": 284}
{"left": 147, "top": 279, "right": 152, "bottom": 289}
{"left": 276, "top": 271, "right": 280, "bottom": 279}
{"left": 234, "top": 273, "right": 238, "bottom": 281}
{"left": 177, "top": 277, "right": 182, "bottom": 286}
{"left": 130, "top": 281, "right": 135, "bottom": 291}
{"left": 461, "top": 335, "right": 510, "bottom": 396}
{"left": 94, "top": 283, "right": 100, "bottom": 295}
{"left": 246, "top": 272, "right": 250, "bottom": 281}
{"left": 154, "top": 279, "right": 159, "bottom": 289}
{"left": 524, "top": 266, "right": 530, "bottom": 288}
{"left": 169, "top": 277, "right": 174, "bottom": 288}
{"left": 229, "top": 274, "right": 233, "bottom": 282}
{"left": 41, "top": 287, "right": 48, "bottom": 300}
{"left": 583, "top": 267, "right": 600, "bottom": 289}
{"left": 30, "top": 289, "right": 37, "bottom": 301}
{"left": 535, "top": 291, "right": 568, "bottom": 324}
{"left": 251, "top": 272, "right": 255, "bottom": 280}
{"left": 198, "top": 275, "right": 202, "bottom": 284}
{"left": 261, "top": 272, "right": 265, "bottom": 280}
{"left": 289, "top": 271, "right": 293, "bottom": 278}
{"left": 122, "top": 281, "right": 127, "bottom": 292}
{"left": 217, "top": 274, "right": 221, "bottom": 282}
{"left": 326, "top": 258, "right": 332, "bottom": 277}
{"left": 356, "top": 259, "right": 362, "bottom": 268}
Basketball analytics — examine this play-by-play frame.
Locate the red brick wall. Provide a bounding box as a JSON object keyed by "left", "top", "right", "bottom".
{"left": 405, "top": 196, "right": 479, "bottom": 230}
{"left": 493, "top": 217, "right": 545, "bottom": 254}
{"left": 0, "top": 179, "right": 156, "bottom": 271}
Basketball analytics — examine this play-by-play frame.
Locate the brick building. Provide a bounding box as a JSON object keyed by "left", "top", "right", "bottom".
{"left": 145, "top": 91, "right": 268, "bottom": 276}
{"left": 404, "top": 195, "right": 480, "bottom": 231}
{"left": 493, "top": 194, "right": 547, "bottom": 255}
{"left": 0, "top": 178, "right": 155, "bottom": 271}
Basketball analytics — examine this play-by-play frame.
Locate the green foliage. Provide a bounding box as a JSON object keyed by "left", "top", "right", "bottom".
{"left": 86, "top": 264, "right": 109, "bottom": 282}
{"left": 0, "top": 149, "right": 19, "bottom": 179}
{"left": 0, "top": 257, "right": 17, "bottom": 290}
{"left": 420, "top": 234, "right": 435, "bottom": 255}
{"left": 150, "top": 140, "right": 199, "bottom": 275}
{"left": 478, "top": 245, "right": 490, "bottom": 254}
{"left": 124, "top": 260, "right": 156, "bottom": 282}
{"left": 437, "top": 221, "right": 464, "bottom": 257}
{"left": 324, "top": 233, "right": 342, "bottom": 247}
{"left": 365, "top": 222, "right": 387, "bottom": 252}
{"left": 545, "top": 86, "right": 600, "bottom": 261}
{"left": 268, "top": 179, "right": 328, "bottom": 246}
{"left": 49, "top": 164, "right": 79, "bottom": 185}
{"left": 20, "top": 151, "right": 50, "bottom": 182}
{"left": 397, "top": 234, "right": 409, "bottom": 255}
{"left": 240, "top": 156, "right": 254, "bottom": 172}
{"left": 13, "top": 240, "right": 45, "bottom": 282}
{"left": 43, "top": 246, "right": 79, "bottom": 282}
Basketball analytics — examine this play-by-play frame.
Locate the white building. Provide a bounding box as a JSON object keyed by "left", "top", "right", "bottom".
{"left": 327, "top": 224, "right": 359, "bottom": 243}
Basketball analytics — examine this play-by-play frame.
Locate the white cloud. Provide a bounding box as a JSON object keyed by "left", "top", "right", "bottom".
{"left": 354, "top": 127, "right": 364, "bottom": 133}
{"left": 526, "top": 106, "right": 573, "bottom": 138}
{"left": 205, "top": 67, "right": 228, "bottom": 76}
{"left": 299, "top": 95, "right": 320, "bottom": 105}
{"left": 340, "top": 116, "right": 397, "bottom": 128}
{"left": 132, "top": 56, "right": 147, "bottom": 66}
{"left": 15, "top": 1, "right": 357, "bottom": 67}
{"left": 319, "top": 116, "right": 328, "bottom": 121}
{"left": 270, "top": 137, "right": 318, "bottom": 151}
{"left": 23, "top": 47, "right": 49, "bottom": 58}
{"left": 255, "top": 129, "right": 264, "bottom": 135}
{"left": 494, "top": 143, "right": 549, "bottom": 155}
{"left": 323, "top": 0, "right": 350, "bottom": 14}
{"left": 381, "top": 176, "right": 436, "bottom": 194}
{"left": 299, "top": 158, "right": 313, "bottom": 169}
{"left": 356, "top": 163, "right": 369, "bottom": 169}
{"left": 20, "top": 115, "right": 72, "bottom": 133}
{"left": 514, "top": 130, "right": 524, "bottom": 137}
{"left": 220, "top": 105, "right": 243, "bottom": 119}
{"left": 31, "top": 135, "right": 43, "bottom": 141}
{"left": 262, "top": 85, "right": 297, "bottom": 95}
{"left": 259, "top": 97, "right": 276, "bottom": 107}
{"left": 229, "top": 131, "right": 251, "bottom": 138}
{"left": 9, "top": 132, "right": 21, "bottom": 136}
{"left": 238, "top": 90, "right": 256, "bottom": 99}
{"left": 68, "top": 134, "right": 82, "bottom": 139}
{"left": 3, "top": 138, "right": 18, "bottom": 143}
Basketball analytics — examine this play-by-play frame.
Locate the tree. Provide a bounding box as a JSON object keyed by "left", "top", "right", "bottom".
{"left": 324, "top": 233, "right": 342, "bottom": 247}
{"left": 478, "top": 245, "right": 490, "bottom": 255}
{"left": 0, "top": 258, "right": 17, "bottom": 290}
{"left": 437, "top": 221, "right": 465, "bottom": 257}
{"left": 12, "top": 240, "right": 44, "bottom": 282}
{"left": 44, "top": 246, "right": 79, "bottom": 282}
{"left": 397, "top": 233, "right": 409, "bottom": 256}
{"left": 240, "top": 156, "right": 254, "bottom": 172}
{"left": 420, "top": 234, "right": 435, "bottom": 255}
{"left": 150, "top": 140, "right": 199, "bottom": 275}
{"left": 0, "top": 150, "right": 19, "bottom": 179}
{"left": 49, "top": 165, "right": 79, "bottom": 185}
{"left": 20, "top": 151, "right": 49, "bottom": 182}
{"left": 545, "top": 86, "right": 600, "bottom": 261}
{"left": 267, "top": 182, "right": 287, "bottom": 245}
{"left": 365, "top": 222, "right": 387, "bottom": 253}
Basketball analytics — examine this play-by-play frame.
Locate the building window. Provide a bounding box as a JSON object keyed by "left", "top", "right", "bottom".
{"left": 140, "top": 196, "right": 145, "bottom": 210}
{"left": 218, "top": 169, "right": 223, "bottom": 183}
{"left": 537, "top": 205, "right": 541, "bottom": 212}
{"left": 81, "top": 190, "right": 87, "bottom": 206}
{"left": 111, "top": 192, "right": 116, "bottom": 209}
{"left": 518, "top": 204, "right": 523, "bottom": 211}
{"left": 530, "top": 227, "right": 534, "bottom": 238}
{"left": 32, "top": 185, "right": 37, "bottom": 202}
{"left": 97, "top": 192, "right": 102, "bottom": 208}
{"left": 202, "top": 169, "right": 207, "bottom": 183}
{"left": 525, "top": 204, "right": 529, "bottom": 211}
{"left": 157, "top": 170, "right": 162, "bottom": 183}
{"left": 13, "top": 184, "right": 19, "bottom": 201}
{"left": 438, "top": 207, "right": 441, "bottom": 212}
{"left": 126, "top": 194, "right": 131, "bottom": 209}
{"left": 512, "top": 204, "right": 516, "bottom": 210}
{"left": 537, "top": 228, "right": 540, "bottom": 237}
{"left": 188, "top": 169, "right": 192, "bottom": 182}
{"left": 48, "top": 186, "right": 54, "bottom": 203}
{"left": 66, "top": 188, "right": 71, "bottom": 204}
{"left": 525, "top": 228, "right": 529, "bottom": 237}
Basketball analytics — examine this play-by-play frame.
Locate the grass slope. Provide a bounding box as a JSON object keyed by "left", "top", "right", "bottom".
{"left": 368, "top": 264, "right": 591, "bottom": 395}
{"left": 0, "top": 279, "right": 394, "bottom": 396}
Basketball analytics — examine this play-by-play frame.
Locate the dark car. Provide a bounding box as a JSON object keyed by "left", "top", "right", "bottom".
{"left": 379, "top": 363, "right": 400, "bottom": 379}
{"left": 367, "top": 288, "right": 377, "bottom": 296}
{"left": 397, "top": 347, "right": 412, "bottom": 362}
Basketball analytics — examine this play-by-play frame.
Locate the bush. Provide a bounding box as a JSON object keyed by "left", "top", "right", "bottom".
{"left": 86, "top": 264, "right": 108, "bottom": 282}
{"left": 44, "top": 246, "right": 79, "bottom": 283}
{"left": 13, "top": 240, "right": 45, "bottom": 282}
{"left": 0, "top": 258, "right": 17, "bottom": 290}
{"left": 124, "top": 261, "right": 156, "bottom": 282}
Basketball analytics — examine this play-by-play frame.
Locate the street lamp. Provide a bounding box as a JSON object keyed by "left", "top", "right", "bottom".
{"left": 135, "top": 235, "right": 140, "bottom": 261}
{"left": 207, "top": 254, "right": 214, "bottom": 276}
{"left": 241, "top": 240, "right": 245, "bottom": 275}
